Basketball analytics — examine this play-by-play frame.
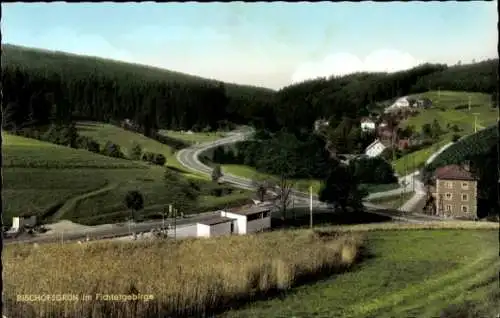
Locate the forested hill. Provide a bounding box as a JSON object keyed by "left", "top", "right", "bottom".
{"left": 272, "top": 59, "right": 498, "bottom": 132}
{"left": 1, "top": 44, "right": 275, "bottom": 133}
{"left": 2, "top": 44, "right": 498, "bottom": 135}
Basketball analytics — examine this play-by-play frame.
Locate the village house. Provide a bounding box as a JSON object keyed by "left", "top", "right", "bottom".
{"left": 433, "top": 164, "right": 478, "bottom": 219}
{"left": 360, "top": 117, "right": 376, "bottom": 131}
{"left": 364, "top": 138, "right": 387, "bottom": 157}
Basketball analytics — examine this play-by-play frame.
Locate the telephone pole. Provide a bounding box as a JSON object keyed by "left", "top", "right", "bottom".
{"left": 472, "top": 113, "right": 479, "bottom": 133}
{"left": 468, "top": 95, "right": 472, "bottom": 112}
{"left": 309, "top": 185, "right": 313, "bottom": 229}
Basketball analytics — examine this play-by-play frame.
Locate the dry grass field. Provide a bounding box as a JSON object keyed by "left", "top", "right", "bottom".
{"left": 3, "top": 229, "right": 362, "bottom": 318}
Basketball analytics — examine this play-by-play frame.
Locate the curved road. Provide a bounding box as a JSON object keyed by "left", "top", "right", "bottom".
{"left": 176, "top": 129, "right": 425, "bottom": 209}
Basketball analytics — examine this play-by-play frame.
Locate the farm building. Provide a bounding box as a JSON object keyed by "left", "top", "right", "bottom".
{"left": 196, "top": 215, "right": 234, "bottom": 238}
{"left": 220, "top": 205, "right": 272, "bottom": 235}
{"left": 12, "top": 214, "right": 37, "bottom": 232}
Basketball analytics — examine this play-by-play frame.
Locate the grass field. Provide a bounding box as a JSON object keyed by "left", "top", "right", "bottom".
{"left": 392, "top": 137, "right": 453, "bottom": 175}
{"left": 3, "top": 228, "right": 361, "bottom": 318}
{"left": 159, "top": 129, "right": 227, "bottom": 144}
{"left": 402, "top": 91, "right": 496, "bottom": 132}
{"left": 224, "top": 229, "right": 499, "bottom": 318}
{"left": 2, "top": 130, "right": 251, "bottom": 226}
{"left": 221, "top": 165, "right": 400, "bottom": 195}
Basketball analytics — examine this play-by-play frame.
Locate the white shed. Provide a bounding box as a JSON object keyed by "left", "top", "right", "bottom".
{"left": 196, "top": 216, "right": 234, "bottom": 238}
{"left": 12, "top": 215, "right": 37, "bottom": 232}
{"left": 220, "top": 206, "right": 271, "bottom": 235}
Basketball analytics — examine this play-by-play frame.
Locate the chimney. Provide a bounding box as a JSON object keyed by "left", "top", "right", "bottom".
{"left": 462, "top": 161, "right": 470, "bottom": 172}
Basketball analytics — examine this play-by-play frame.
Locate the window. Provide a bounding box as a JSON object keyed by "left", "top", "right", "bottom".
{"left": 445, "top": 205, "right": 452, "bottom": 212}
{"left": 461, "top": 205, "right": 469, "bottom": 213}
{"left": 445, "top": 193, "right": 452, "bottom": 200}
{"left": 461, "top": 194, "right": 468, "bottom": 201}
{"left": 445, "top": 182, "right": 453, "bottom": 189}
{"left": 461, "top": 182, "right": 469, "bottom": 190}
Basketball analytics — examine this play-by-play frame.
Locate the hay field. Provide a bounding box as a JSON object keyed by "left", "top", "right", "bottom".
{"left": 3, "top": 229, "right": 362, "bottom": 318}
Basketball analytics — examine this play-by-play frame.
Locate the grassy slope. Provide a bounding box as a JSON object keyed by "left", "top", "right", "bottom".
{"left": 225, "top": 229, "right": 499, "bottom": 318}
{"left": 402, "top": 91, "right": 496, "bottom": 132}
{"left": 393, "top": 91, "right": 495, "bottom": 174}
{"left": 3, "top": 129, "right": 251, "bottom": 226}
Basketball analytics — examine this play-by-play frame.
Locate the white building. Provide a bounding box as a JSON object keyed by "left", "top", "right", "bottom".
{"left": 220, "top": 206, "right": 271, "bottom": 235}
{"left": 360, "top": 118, "right": 376, "bottom": 131}
{"left": 364, "top": 139, "right": 387, "bottom": 158}
{"left": 12, "top": 215, "right": 37, "bottom": 232}
{"left": 384, "top": 97, "right": 410, "bottom": 113}
{"left": 196, "top": 216, "right": 234, "bottom": 238}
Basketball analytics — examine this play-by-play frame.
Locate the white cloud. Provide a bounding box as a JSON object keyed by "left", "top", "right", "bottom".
{"left": 291, "top": 49, "right": 422, "bottom": 84}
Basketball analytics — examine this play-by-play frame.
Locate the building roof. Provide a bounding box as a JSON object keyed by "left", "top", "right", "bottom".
{"left": 225, "top": 205, "right": 271, "bottom": 216}
{"left": 361, "top": 117, "right": 374, "bottom": 123}
{"left": 197, "top": 215, "right": 233, "bottom": 226}
{"left": 435, "top": 165, "right": 476, "bottom": 181}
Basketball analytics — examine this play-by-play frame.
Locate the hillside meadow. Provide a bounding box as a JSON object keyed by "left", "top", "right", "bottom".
{"left": 2, "top": 131, "right": 252, "bottom": 226}
{"left": 402, "top": 91, "right": 496, "bottom": 133}
{"left": 3, "top": 229, "right": 362, "bottom": 318}
{"left": 224, "top": 227, "right": 499, "bottom": 318}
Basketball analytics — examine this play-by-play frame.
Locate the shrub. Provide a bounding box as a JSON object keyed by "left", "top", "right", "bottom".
{"left": 128, "top": 142, "right": 143, "bottom": 160}
{"left": 101, "top": 141, "right": 125, "bottom": 158}
{"left": 153, "top": 153, "right": 166, "bottom": 166}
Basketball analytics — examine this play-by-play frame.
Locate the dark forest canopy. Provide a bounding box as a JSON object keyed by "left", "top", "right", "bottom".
{"left": 2, "top": 44, "right": 498, "bottom": 134}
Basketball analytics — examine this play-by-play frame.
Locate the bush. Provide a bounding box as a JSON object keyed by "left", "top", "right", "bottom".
{"left": 101, "top": 141, "right": 125, "bottom": 158}
{"left": 153, "top": 153, "right": 166, "bottom": 166}
{"left": 452, "top": 134, "right": 461, "bottom": 142}
{"left": 128, "top": 142, "right": 143, "bottom": 160}
{"left": 141, "top": 152, "right": 166, "bottom": 166}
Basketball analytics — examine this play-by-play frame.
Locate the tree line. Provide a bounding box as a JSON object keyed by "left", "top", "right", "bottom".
{"left": 2, "top": 45, "right": 497, "bottom": 138}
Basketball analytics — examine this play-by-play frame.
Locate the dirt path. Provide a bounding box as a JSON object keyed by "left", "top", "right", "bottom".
{"left": 49, "top": 181, "right": 119, "bottom": 222}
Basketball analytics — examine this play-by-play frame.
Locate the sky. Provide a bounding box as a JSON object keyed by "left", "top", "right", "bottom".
{"left": 2, "top": 2, "right": 498, "bottom": 89}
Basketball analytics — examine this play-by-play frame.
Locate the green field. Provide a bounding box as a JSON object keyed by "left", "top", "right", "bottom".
{"left": 158, "top": 129, "right": 227, "bottom": 144}
{"left": 2, "top": 130, "right": 251, "bottom": 226}
{"left": 224, "top": 229, "right": 499, "bottom": 318}
{"left": 402, "top": 91, "right": 496, "bottom": 133}
{"left": 392, "top": 137, "right": 453, "bottom": 175}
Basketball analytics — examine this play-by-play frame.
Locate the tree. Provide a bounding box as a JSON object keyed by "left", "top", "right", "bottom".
{"left": 255, "top": 132, "right": 300, "bottom": 219}
{"left": 431, "top": 119, "right": 442, "bottom": 139}
{"left": 319, "top": 161, "right": 367, "bottom": 212}
{"left": 124, "top": 190, "right": 144, "bottom": 221}
{"left": 153, "top": 153, "right": 166, "bottom": 166}
{"left": 164, "top": 168, "right": 200, "bottom": 215}
{"left": 211, "top": 164, "right": 223, "bottom": 183}
{"left": 102, "top": 141, "right": 124, "bottom": 158}
{"left": 129, "top": 142, "right": 143, "bottom": 160}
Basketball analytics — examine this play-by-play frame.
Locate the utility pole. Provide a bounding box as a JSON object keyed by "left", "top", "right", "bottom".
{"left": 472, "top": 113, "right": 479, "bottom": 133}
{"left": 309, "top": 185, "right": 313, "bottom": 229}
{"left": 468, "top": 95, "right": 472, "bottom": 112}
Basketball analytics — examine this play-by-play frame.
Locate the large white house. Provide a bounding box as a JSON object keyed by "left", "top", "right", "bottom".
{"left": 384, "top": 97, "right": 410, "bottom": 113}
{"left": 364, "top": 139, "right": 387, "bottom": 157}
